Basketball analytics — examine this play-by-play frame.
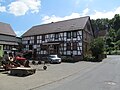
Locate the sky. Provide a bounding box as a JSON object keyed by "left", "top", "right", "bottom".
{"left": 0, "top": 0, "right": 120, "bottom": 37}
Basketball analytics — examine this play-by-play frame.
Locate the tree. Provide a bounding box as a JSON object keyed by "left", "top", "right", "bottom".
{"left": 106, "top": 37, "right": 112, "bottom": 47}
{"left": 108, "top": 28, "right": 116, "bottom": 42}
{"left": 116, "top": 40, "right": 120, "bottom": 49}
{"left": 90, "top": 14, "right": 120, "bottom": 55}
{"left": 116, "top": 28, "right": 120, "bottom": 41}
{"left": 90, "top": 38, "right": 104, "bottom": 59}
{"left": 105, "top": 27, "right": 117, "bottom": 55}
{"left": 113, "top": 14, "right": 120, "bottom": 31}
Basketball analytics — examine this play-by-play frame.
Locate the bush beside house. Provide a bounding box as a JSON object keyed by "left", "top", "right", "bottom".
{"left": 61, "top": 56, "right": 81, "bottom": 63}
{"left": 89, "top": 38, "right": 106, "bottom": 62}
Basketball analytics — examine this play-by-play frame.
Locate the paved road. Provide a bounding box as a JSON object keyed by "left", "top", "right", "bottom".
{"left": 0, "top": 58, "right": 97, "bottom": 90}
{"left": 0, "top": 55, "right": 119, "bottom": 90}
{"left": 35, "top": 55, "right": 120, "bottom": 90}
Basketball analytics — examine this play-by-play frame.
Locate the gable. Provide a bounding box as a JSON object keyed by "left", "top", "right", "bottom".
{"left": 84, "top": 19, "right": 94, "bottom": 36}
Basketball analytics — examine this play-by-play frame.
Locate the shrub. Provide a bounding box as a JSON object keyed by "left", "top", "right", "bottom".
{"left": 61, "top": 56, "right": 75, "bottom": 63}
{"left": 83, "top": 56, "right": 97, "bottom": 62}
{"left": 116, "top": 40, "right": 120, "bottom": 49}
{"left": 111, "top": 50, "right": 120, "bottom": 55}
{"left": 90, "top": 38, "right": 104, "bottom": 59}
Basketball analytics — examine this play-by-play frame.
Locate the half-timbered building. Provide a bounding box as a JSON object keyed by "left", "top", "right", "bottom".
{"left": 22, "top": 16, "right": 94, "bottom": 60}
{"left": 0, "top": 22, "right": 21, "bottom": 56}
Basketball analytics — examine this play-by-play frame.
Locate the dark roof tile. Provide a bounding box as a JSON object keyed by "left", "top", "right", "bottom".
{"left": 0, "top": 22, "right": 16, "bottom": 36}
{"left": 22, "top": 16, "right": 90, "bottom": 37}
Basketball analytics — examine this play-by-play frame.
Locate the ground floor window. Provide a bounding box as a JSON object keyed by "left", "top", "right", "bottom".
{"left": 73, "top": 42, "right": 77, "bottom": 50}
{"left": 29, "top": 45, "right": 33, "bottom": 50}
{"left": 41, "top": 45, "right": 47, "bottom": 50}
{"left": 67, "top": 42, "right": 71, "bottom": 50}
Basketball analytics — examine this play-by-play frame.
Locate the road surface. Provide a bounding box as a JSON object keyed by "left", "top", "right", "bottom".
{"left": 35, "top": 55, "right": 120, "bottom": 90}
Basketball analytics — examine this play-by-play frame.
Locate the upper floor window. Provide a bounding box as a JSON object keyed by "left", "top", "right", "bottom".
{"left": 55, "top": 33, "right": 59, "bottom": 39}
{"left": 67, "top": 42, "right": 71, "bottom": 50}
{"left": 28, "top": 40, "right": 30, "bottom": 44}
{"left": 42, "top": 35, "right": 45, "bottom": 41}
{"left": 67, "top": 32, "right": 71, "bottom": 39}
{"left": 34, "top": 36, "right": 37, "bottom": 44}
{"left": 72, "top": 31, "right": 77, "bottom": 38}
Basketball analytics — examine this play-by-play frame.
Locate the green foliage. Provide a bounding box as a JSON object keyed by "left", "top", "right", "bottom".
{"left": 61, "top": 56, "right": 77, "bottom": 63}
{"left": 83, "top": 55, "right": 95, "bottom": 62}
{"left": 91, "top": 14, "right": 120, "bottom": 55}
{"left": 109, "top": 42, "right": 115, "bottom": 48}
{"left": 116, "top": 29, "right": 120, "bottom": 41}
{"left": 83, "top": 55, "right": 105, "bottom": 62}
{"left": 108, "top": 28, "right": 116, "bottom": 41}
{"left": 92, "top": 14, "right": 120, "bottom": 37}
{"left": 116, "top": 40, "right": 120, "bottom": 49}
{"left": 106, "top": 37, "right": 112, "bottom": 46}
{"left": 90, "top": 38, "right": 104, "bottom": 58}
{"left": 91, "top": 18, "right": 110, "bottom": 31}
{"left": 110, "top": 50, "right": 120, "bottom": 55}
{"left": 112, "top": 14, "right": 120, "bottom": 31}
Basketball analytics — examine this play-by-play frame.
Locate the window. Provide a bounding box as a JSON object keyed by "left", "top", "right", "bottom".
{"left": 73, "top": 42, "right": 77, "bottom": 50}
{"left": 42, "top": 35, "right": 45, "bottom": 41}
{"left": 41, "top": 45, "right": 47, "bottom": 50}
{"left": 55, "top": 33, "right": 59, "bottom": 39}
{"left": 6, "top": 45, "right": 9, "bottom": 50}
{"left": 28, "top": 40, "right": 30, "bottom": 44}
{"left": 34, "top": 36, "right": 37, "bottom": 44}
{"left": 23, "top": 45, "right": 26, "bottom": 49}
{"left": 3, "top": 45, "right": 6, "bottom": 50}
{"left": 67, "top": 32, "right": 71, "bottom": 39}
{"left": 72, "top": 31, "right": 77, "bottom": 38}
{"left": 29, "top": 45, "right": 33, "bottom": 50}
{"left": 67, "top": 42, "right": 71, "bottom": 50}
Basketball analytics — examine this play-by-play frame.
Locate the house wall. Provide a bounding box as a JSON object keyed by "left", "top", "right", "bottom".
{"left": 0, "top": 35, "right": 19, "bottom": 52}
{"left": 22, "top": 30, "right": 83, "bottom": 59}
{"left": 22, "top": 17, "right": 94, "bottom": 60}
{"left": 0, "top": 35, "right": 17, "bottom": 42}
{"left": 82, "top": 21, "right": 94, "bottom": 56}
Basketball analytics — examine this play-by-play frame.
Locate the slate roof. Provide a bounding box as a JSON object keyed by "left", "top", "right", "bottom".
{"left": 22, "top": 16, "right": 90, "bottom": 37}
{"left": 0, "top": 22, "right": 16, "bottom": 36}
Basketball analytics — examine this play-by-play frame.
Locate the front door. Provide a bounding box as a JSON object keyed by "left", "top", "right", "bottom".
{"left": 48, "top": 44, "right": 59, "bottom": 54}
{"left": 54, "top": 45, "right": 59, "bottom": 54}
